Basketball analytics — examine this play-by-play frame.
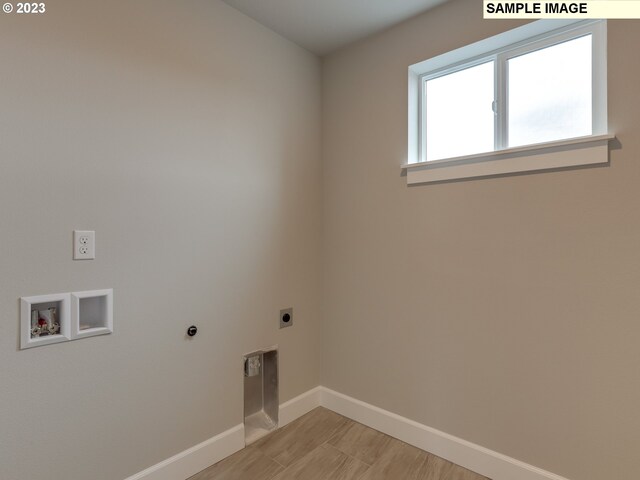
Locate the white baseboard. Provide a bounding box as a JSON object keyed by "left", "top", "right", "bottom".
{"left": 123, "top": 424, "right": 244, "bottom": 480}
{"left": 124, "top": 386, "right": 570, "bottom": 480}
{"left": 319, "top": 387, "right": 570, "bottom": 480}
{"left": 279, "top": 386, "right": 322, "bottom": 427}
{"left": 123, "top": 387, "right": 322, "bottom": 480}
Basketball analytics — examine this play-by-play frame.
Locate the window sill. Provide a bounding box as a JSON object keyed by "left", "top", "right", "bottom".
{"left": 402, "top": 134, "right": 615, "bottom": 185}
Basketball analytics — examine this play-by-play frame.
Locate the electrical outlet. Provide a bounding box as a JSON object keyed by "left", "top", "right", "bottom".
{"left": 73, "top": 230, "right": 95, "bottom": 260}
{"left": 279, "top": 308, "right": 293, "bottom": 329}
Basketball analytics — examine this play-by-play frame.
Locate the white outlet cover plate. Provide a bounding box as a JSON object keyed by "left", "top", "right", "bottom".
{"left": 73, "top": 230, "right": 95, "bottom": 260}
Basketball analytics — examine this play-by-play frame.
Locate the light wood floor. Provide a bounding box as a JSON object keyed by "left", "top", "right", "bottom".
{"left": 189, "top": 407, "right": 489, "bottom": 480}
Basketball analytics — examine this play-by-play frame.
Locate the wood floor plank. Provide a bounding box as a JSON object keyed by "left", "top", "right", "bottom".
{"left": 421, "top": 454, "right": 458, "bottom": 480}
{"left": 187, "top": 446, "right": 284, "bottom": 480}
{"left": 328, "top": 420, "right": 394, "bottom": 465}
{"left": 271, "top": 444, "right": 369, "bottom": 480}
{"left": 254, "top": 407, "right": 352, "bottom": 467}
{"left": 444, "top": 462, "right": 489, "bottom": 480}
{"left": 356, "top": 439, "right": 433, "bottom": 480}
{"left": 194, "top": 408, "right": 490, "bottom": 480}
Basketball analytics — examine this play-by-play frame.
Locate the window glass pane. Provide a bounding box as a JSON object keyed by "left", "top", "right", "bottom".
{"left": 508, "top": 35, "right": 592, "bottom": 148}
{"left": 425, "top": 61, "right": 494, "bottom": 161}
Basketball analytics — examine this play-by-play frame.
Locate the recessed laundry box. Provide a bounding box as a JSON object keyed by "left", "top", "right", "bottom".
{"left": 243, "top": 347, "right": 278, "bottom": 444}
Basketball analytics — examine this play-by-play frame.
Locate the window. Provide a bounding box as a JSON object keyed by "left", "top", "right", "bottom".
{"left": 425, "top": 61, "right": 495, "bottom": 161}
{"left": 406, "top": 20, "right": 612, "bottom": 184}
{"left": 507, "top": 35, "right": 592, "bottom": 148}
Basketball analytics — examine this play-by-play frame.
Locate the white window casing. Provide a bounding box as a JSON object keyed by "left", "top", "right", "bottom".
{"left": 405, "top": 19, "right": 613, "bottom": 185}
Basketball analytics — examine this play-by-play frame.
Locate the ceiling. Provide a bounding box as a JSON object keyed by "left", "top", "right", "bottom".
{"left": 221, "top": 0, "right": 449, "bottom": 56}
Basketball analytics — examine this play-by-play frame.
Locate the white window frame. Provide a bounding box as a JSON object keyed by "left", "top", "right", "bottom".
{"left": 405, "top": 19, "right": 613, "bottom": 185}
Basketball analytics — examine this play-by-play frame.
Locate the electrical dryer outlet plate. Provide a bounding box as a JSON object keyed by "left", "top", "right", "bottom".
{"left": 279, "top": 308, "right": 293, "bottom": 329}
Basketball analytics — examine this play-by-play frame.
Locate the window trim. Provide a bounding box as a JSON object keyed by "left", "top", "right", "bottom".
{"left": 406, "top": 19, "right": 612, "bottom": 183}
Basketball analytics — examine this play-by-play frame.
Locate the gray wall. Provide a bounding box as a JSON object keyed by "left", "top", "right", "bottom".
{"left": 321, "top": 2, "right": 640, "bottom": 480}
{"left": 0, "top": 1, "right": 322, "bottom": 479}
{"left": 3, "top": 1, "right": 639, "bottom": 479}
